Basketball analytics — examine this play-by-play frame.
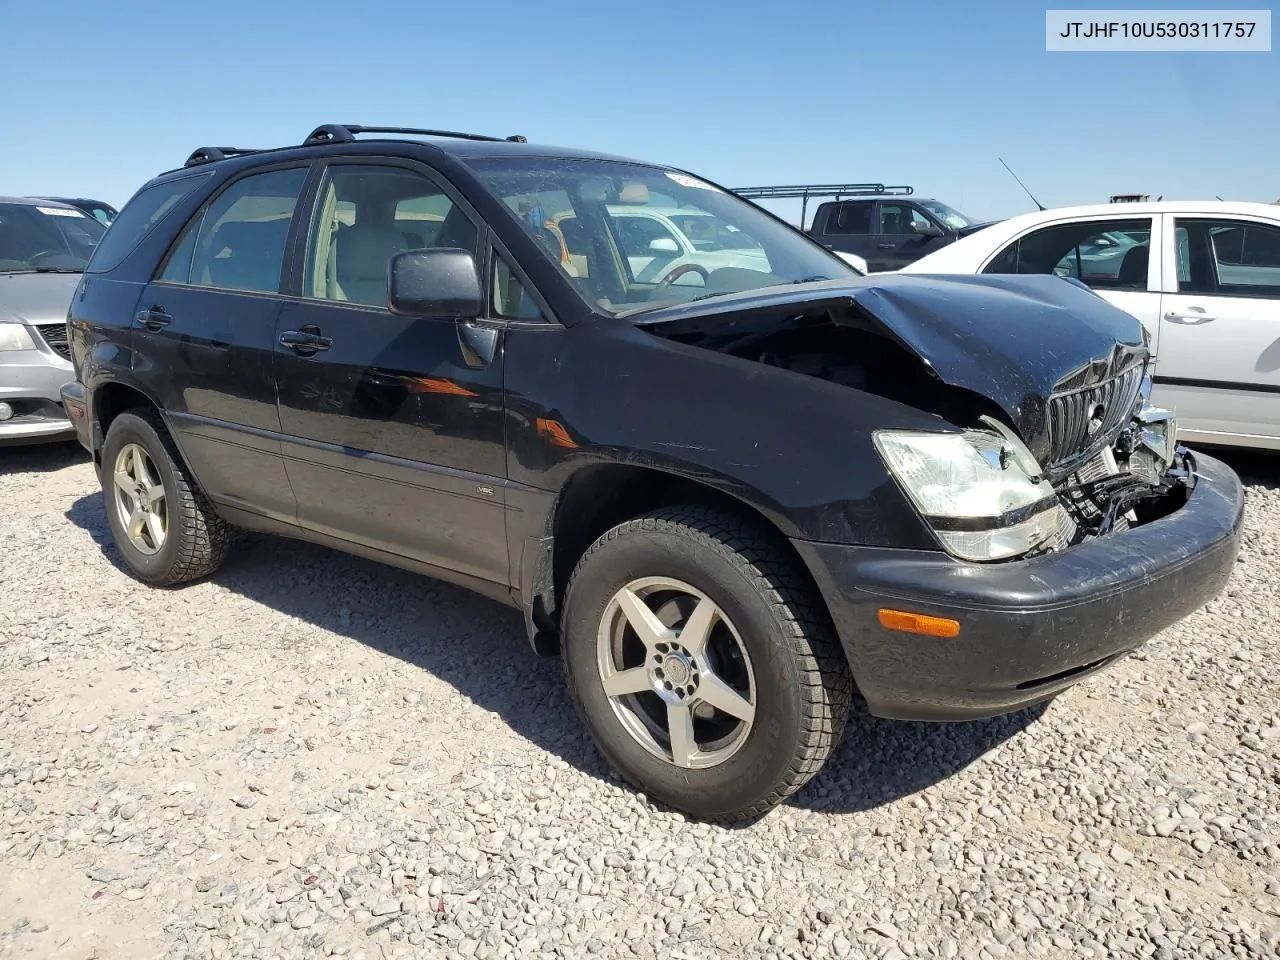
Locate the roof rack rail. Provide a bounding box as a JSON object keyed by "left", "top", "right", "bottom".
{"left": 732, "top": 183, "right": 913, "bottom": 200}
{"left": 302, "top": 124, "right": 527, "bottom": 147}
{"left": 184, "top": 146, "right": 264, "bottom": 168}
{"left": 731, "top": 183, "right": 914, "bottom": 228}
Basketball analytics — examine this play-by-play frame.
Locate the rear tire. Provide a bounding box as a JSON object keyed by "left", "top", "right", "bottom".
{"left": 100, "top": 408, "right": 231, "bottom": 586}
{"left": 561, "top": 505, "right": 852, "bottom": 822}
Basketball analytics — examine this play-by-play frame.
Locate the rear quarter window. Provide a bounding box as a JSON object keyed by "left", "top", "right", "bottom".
{"left": 84, "top": 173, "right": 213, "bottom": 274}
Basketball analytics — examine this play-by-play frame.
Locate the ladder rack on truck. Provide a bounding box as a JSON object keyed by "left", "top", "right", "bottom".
{"left": 732, "top": 183, "right": 914, "bottom": 229}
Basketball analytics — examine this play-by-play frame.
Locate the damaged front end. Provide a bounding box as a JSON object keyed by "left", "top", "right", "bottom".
{"left": 1050, "top": 369, "right": 1190, "bottom": 550}
{"left": 868, "top": 366, "right": 1191, "bottom": 565}
{"left": 923, "top": 364, "right": 1193, "bottom": 563}
{"left": 636, "top": 272, "right": 1198, "bottom": 564}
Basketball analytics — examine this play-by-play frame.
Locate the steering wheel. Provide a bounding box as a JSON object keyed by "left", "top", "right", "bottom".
{"left": 651, "top": 262, "right": 710, "bottom": 296}
{"left": 27, "top": 250, "right": 63, "bottom": 267}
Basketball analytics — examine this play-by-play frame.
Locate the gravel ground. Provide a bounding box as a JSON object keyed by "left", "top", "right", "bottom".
{"left": 1, "top": 441, "right": 1278, "bottom": 960}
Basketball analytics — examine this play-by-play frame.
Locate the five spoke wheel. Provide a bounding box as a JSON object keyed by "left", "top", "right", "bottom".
{"left": 597, "top": 577, "right": 755, "bottom": 769}
{"left": 112, "top": 442, "right": 167, "bottom": 556}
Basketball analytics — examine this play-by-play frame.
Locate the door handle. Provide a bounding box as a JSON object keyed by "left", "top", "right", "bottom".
{"left": 278, "top": 328, "right": 332, "bottom": 355}
{"left": 877, "top": 243, "right": 895, "bottom": 250}
{"left": 1164, "top": 309, "right": 1216, "bottom": 325}
{"left": 135, "top": 305, "right": 172, "bottom": 331}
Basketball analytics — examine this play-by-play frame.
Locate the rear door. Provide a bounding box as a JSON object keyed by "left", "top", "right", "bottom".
{"left": 272, "top": 158, "right": 511, "bottom": 585}
{"left": 814, "top": 201, "right": 877, "bottom": 263}
{"left": 133, "top": 163, "right": 312, "bottom": 523}
{"left": 1153, "top": 214, "right": 1280, "bottom": 446}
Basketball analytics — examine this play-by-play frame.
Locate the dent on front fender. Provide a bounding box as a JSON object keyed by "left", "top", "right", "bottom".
{"left": 502, "top": 320, "right": 945, "bottom": 550}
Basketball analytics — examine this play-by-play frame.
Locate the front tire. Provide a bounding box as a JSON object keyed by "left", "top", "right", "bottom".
{"left": 100, "top": 408, "right": 231, "bottom": 586}
{"left": 561, "top": 506, "right": 852, "bottom": 822}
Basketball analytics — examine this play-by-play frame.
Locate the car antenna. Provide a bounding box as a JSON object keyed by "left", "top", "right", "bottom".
{"left": 997, "top": 157, "right": 1046, "bottom": 212}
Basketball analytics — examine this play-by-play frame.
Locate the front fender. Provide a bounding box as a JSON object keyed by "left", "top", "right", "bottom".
{"left": 504, "top": 318, "right": 946, "bottom": 550}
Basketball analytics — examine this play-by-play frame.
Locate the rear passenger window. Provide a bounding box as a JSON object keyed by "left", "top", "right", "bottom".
{"left": 83, "top": 173, "right": 212, "bottom": 274}
{"left": 824, "top": 202, "right": 872, "bottom": 235}
{"left": 162, "top": 167, "right": 307, "bottom": 294}
{"left": 1175, "top": 218, "right": 1280, "bottom": 298}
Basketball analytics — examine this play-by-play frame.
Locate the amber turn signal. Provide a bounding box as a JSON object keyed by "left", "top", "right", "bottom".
{"left": 876, "top": 608, "right": 960, "bottom": 638}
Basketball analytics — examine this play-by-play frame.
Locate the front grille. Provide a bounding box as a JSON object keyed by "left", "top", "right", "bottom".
{"left": 1046, "top": 362, "right": 1144, "bottom": 471}
{"left": 34, "top": 323, "right": 71, "bottom": 361}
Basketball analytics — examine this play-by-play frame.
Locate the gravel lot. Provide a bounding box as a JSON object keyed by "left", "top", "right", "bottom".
{"left": 1, "top": 441, "right": 1278, "bottom": 960}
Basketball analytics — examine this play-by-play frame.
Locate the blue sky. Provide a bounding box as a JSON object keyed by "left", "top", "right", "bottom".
{"left": 3, "top": 0, "right": 1276, "bottom": 223}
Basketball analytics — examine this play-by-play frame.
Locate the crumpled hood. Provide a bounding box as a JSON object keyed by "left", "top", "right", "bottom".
{"left": 0, "top": 272, "right": 80, "bottom": 324}
{"left": 634, "top": 272, "right": 1148, "bottom": 464}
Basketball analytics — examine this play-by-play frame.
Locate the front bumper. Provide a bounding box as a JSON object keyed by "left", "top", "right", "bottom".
{"left": 792, "top": 450, "right": 1245, "bottom": 721}
{"left": 0, "top": 349, "right": 75, "bottom": 444}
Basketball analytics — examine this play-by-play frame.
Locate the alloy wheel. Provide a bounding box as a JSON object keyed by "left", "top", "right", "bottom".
{"left": 112, "top": 442, "right": 168, "bottom": 556}
{"left": 596, "top": 576, "right": 756, "bottom": 769}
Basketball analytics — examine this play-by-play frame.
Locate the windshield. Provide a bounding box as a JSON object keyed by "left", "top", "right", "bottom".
{"left": 918, "top": 199, "right": 981, "bottom": 230}
{"left": 0, "top": 202, "right": 106, "bottom": 273}
{"left": 466, "top": 157, "right": 854, "bottom": 317}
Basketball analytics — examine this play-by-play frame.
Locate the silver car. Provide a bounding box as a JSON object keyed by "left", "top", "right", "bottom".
{"left": 0, "top": 196, "right": 106, "bottom": 444}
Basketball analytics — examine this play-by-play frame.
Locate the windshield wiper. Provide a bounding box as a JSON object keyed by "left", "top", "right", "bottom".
{"left": 34, "top": 267, "right": 83, "bottom": 274}
{"left": 792, "top": 275, "right": 831, "bottom": 283}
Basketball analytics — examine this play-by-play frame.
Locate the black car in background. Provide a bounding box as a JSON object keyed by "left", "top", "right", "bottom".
{"left": 35, "top": 196, "right": 117, "bottom": 225}
{"left": 735, "top": 184, "right": 998, "bottom": 272}
{"left": 58, "top": 124, "right": 1243, "bottom": 821}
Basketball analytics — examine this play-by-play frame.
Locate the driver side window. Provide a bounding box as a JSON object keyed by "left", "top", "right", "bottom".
{"left": 880, "top": 204, "right": 933, "bottom": 235}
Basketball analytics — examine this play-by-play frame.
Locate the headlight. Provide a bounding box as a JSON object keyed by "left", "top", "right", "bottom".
{"left": 0, "top": 323, "right": 35, "bottom": 352}
{"left": 874, "top": 428, "right": 1065, "bottom": 562}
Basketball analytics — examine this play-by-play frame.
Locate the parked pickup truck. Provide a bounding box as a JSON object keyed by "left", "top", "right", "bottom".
{"left": 735, "top": 184, "right": 998, "bottom": 273}
{"left": 60, "top": 126, "right": 1243, "bottom": 823}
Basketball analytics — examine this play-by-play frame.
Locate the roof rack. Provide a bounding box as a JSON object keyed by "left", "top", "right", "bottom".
{"left": 184, "top": 146, "right": 264, "bottom": 167}
{"left": 302, "top": 124, "right": 528, "bottom": 147}
{"left": 732, "top": 183, "right": 914, "bottom": 228}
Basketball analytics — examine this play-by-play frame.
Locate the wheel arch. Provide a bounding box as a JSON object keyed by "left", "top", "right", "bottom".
{"left": 521, "top": 461, "right": 835, "bottom": 661}
{"left": 89, "top": 380, "right": 164, "bottom": 466}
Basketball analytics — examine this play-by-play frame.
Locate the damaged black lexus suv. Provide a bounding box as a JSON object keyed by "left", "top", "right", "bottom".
{"left": 60, "top": 125, "right": 1244, "bottom": 821}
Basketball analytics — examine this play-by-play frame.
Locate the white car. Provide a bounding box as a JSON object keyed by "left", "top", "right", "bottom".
{"left": 901, "top": 200, "right": 1280, "bottom": 451}
{"left": 549, "top": 205, "right": 867, "bottom": 283}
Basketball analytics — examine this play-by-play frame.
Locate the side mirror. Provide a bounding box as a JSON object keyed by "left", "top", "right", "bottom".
{"left": 912, "top": 221, "right": 944, "bottom": 238}
{"left": 388, "top": 248, "right": 482, "bottom": 319}
{"left": 649, "top": 237, "right": 680, "bottom": 255}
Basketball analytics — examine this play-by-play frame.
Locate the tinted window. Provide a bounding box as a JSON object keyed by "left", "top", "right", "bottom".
{"left": 84, "top": 174, "right": 211, "bottom": 274}
{"left": 825, "top": 202, "right": 872, "bottom": 235}
{"left": 983, "top": 219, "right": 1152, "bottom": 291}
{"left": 304, "top": 165, "right": 477, "bottom": 308}
{"left": 1175, "top": 218, "right": 1280, "bottom": 298}
{"left": 0, "top": 203, "right": 107, "bottom": 273}
{"left": 167, "top": 167, "right": 307, "bottom": 294}
{"left": 880, "top": 203, "right": 933, "bottom": 234}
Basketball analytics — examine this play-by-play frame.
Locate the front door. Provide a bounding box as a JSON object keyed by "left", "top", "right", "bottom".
{"left": 873, "top": 202, "right": 952, "bottom": 271}
{"left": 1153, "top": 215, "right": 1280, "bottom": 446}
{"left": 132, "top": 164, "right": 311, "bottom": 522}
{"left": 273, "top": 160, "right": 510, "bottom": 585}
{"left": 979, "top": 214, "right": 1163, "bottom": 351}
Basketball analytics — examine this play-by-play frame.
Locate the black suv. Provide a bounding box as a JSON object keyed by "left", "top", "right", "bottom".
{"left": 60, "top": 124, "right": 1244, "bottom": 821}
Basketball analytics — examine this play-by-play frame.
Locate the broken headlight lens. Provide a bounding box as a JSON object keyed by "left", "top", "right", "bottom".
{"left": 873, "top": 428, "right": 1065, "bottom": 562}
